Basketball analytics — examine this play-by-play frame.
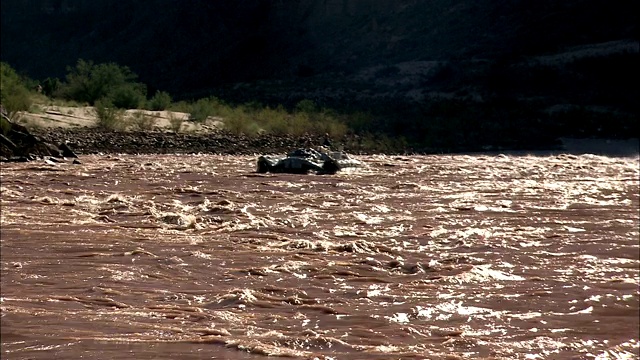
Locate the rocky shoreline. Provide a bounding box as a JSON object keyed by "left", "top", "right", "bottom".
{"left": 3, "top": 118, "right": 636, "bottom": 162}
{"left": 32, "top": 128, "right": 571, "bottom": 156}
{"left": 31, "top": 128, "right": 325, "bottom": 156}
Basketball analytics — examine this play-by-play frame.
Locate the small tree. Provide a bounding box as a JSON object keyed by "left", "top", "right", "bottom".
{"left": 59, "top": 59, "right": 146, "bottom": 106}
{"left": 0, "top": 62, "right": 33, "bottom": 114}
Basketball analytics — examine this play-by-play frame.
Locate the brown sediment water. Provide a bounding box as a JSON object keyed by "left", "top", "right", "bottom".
{"left": 1, "top": 153, "right": 638, "bottom": 359}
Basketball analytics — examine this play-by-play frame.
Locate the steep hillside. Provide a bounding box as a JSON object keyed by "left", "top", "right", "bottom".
{"left": 2, "top": 0, "right": 635, "bottom": 92}
{"left": 1, "top": 0, "right": 638, "bottom": 149}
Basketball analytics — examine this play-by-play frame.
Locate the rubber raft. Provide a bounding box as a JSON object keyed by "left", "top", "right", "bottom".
{"left": 256, "top": 148, "right": 362, "bottom": 174}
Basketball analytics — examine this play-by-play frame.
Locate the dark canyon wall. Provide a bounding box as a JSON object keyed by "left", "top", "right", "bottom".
{"left": 2, "top": 0, "right": 635, "bottom": 91}
{"left": 2, "top": 0, "right": 638, "bottom": 145}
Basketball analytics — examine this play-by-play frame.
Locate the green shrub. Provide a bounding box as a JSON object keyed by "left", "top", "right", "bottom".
{"left": 109, "top": 84, "right": 146, "bottom": 109}
{"left": 93, "top": 99, "right": 125, "bottom": 131}
{"left": 243, "top": 101, "right": 264, "bottom": 113}
{"left": 0, "top": 62, "right": 33, "bottom": 114}
{"left": 317, "top": 118, "right": 349, "bottom": 139}
{"left": 295, "top": 99, "right": 317, "bottom": 113}
{"left": 308, "top": 110, "right": 348, "bottom": 138}
{"left": 42, "top": 77, "right": 60, "bottom": 97}
{"left": 59, "top": 59, "right": 146, "bottom": 106}
{"left": 147, "top": 91, "right": 172, "bottom": 111}
{"left": 189, "top": 96, "right": 223, "bottom": 122}
{"left": 2, "top": 89, "right": 32, "bottom": 116}
{"left": 223, "top": 107, "right": 259, "bottom": 135}
{"left": 288, "top": 112, "right": 313, "bottom": 136}
{"left": 254, "top": 105, "right": 286, "bottom": 134}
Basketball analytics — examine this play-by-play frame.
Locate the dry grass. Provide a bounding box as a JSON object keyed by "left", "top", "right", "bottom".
{"left": 130, "top": 111, "right": 156, "bottom": 131}
{"left": 168, "top": 112, "right": 184, "bottom": 132}
{"left": 93, "top": 101, "right": 126, "bottom": 131}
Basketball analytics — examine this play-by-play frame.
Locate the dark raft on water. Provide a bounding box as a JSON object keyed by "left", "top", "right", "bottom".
{"left": 256, "top": 148, "right": 362, "bottom": 174}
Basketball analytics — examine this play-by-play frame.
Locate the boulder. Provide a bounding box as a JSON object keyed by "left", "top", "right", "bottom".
{"left": 0, "top": 108, "right": 79, "bottom": 161}
{"left": 59, "top": 142, "right": 78, "bottom": 158}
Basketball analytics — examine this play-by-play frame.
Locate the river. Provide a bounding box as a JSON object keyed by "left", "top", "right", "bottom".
{"left": 1, "top": 153, "right": 638, "bottom": 359}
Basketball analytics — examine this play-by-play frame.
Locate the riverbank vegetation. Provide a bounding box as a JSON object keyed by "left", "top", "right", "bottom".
{"left": 1, "top": 58, "right": 637, "bottom": 154}
{"left": 1, "top": 60, "right": 376, "bottom": 147}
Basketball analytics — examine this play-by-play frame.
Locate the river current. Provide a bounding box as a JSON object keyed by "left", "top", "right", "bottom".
{"left": 1, "top": 153, "right": 638, "bottom": 359}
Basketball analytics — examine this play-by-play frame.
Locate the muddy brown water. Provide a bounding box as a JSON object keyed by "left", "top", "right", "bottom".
{"left": 1, "top": 153, "right": 638, "bottom": 359}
